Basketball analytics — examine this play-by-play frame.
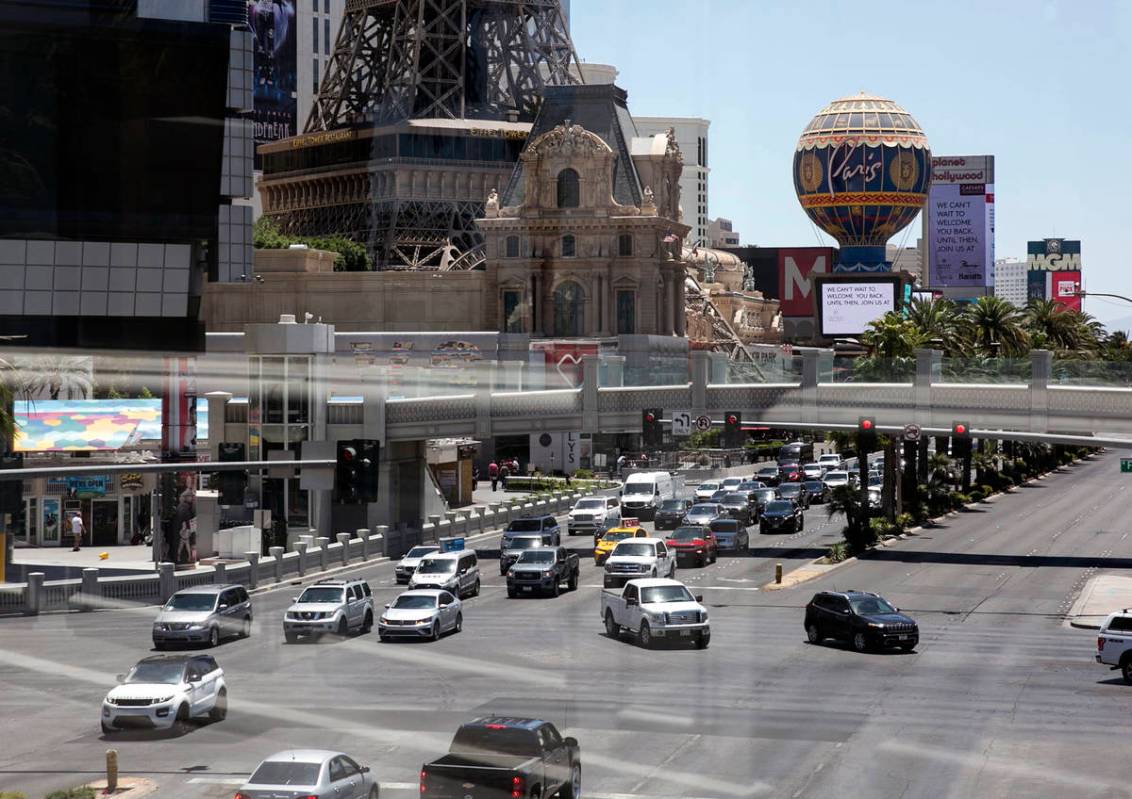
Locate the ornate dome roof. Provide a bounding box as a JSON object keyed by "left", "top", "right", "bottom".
{"left": 797, "top": 92, "right": 928, "bottom": 151}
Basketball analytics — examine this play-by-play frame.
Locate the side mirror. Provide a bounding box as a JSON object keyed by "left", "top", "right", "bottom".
{"left": 188, "top": 674, "right": 201, "bottom": 683}
{"left": 384, "top": 603, "right": 391, "bottom": 609}
{"left": 218, "top": 604, "right": 229, "bottom": 611}
{"left": 115, "top": 674, "right": 125, "bottom": 684}
{"left": 361, "top": 766, "right": 371, "bottom": 773}
{"left": 694, "top": 594, "right": 704, "bottom": 603}
{"left": 625, "top": 597, "right": 638, "bottom": 606}
{"left": 291, "top": 596, "right": 299, "bottom": 603}
{"left": 564, "top": 736, "right": 578, "bottom": 748}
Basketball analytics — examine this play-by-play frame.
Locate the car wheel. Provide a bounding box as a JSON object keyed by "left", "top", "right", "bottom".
{"left": 567, "top": 571, "right": 578, "bottom": 591}
{"left": 500, "top": 566, "right": 509, "bottom": 576}
{"left": 806, "top": 623, "right": 822, "bottom": 644}
{"left": 152, "top": 641, "right": 165, "bottom": 651}
{"left": 454, "top": 612, "right": 463, "bottom": 633}
{"left": 209, "top": 689, "right": 227, "bottom": 722}
{"left": 208, "top": 626, "right": 219, "bottom": 648}
{"left": 285, "top": 631, "right": 298, "bottom": 644}
{"left": 639, "top": 621, "right": 653, "bottom": 649}
{"left": 853, "top": 632, "right": 869, "bottom": 652}
{"left": 240, "top": 616, "right": 251, "bottom": 638}
{"left": 337, "top": 617, "right": 349, "bottom": 638}
{"left": 605, "top": 611, "right": 620, "bottom": 639}
{"left": 507, "top": 586, "right": 518, "bottom": 598}
{"left": 369, "top": 787, "right": 379, "bottom": 799}
{"left": 362, "top": 611, "right": 373, "bottom": 633}
{"left": 430, "top": 621, "right": 440, "bottom": 641}
{"left": 696, "top": 632, "right": 710, "bottom": 650}
{"left": 101, "top": 721, "right": 114, "bottom": 735}
{"left": 562, "top": 763, "right": 582, "bottom": 799}
{"left": 173, "top": 704, "right": 192, "bottom": 736}
{"left": 698, "top": 553, "right": 706, "bottom": 568}
{"left": 711, "top": 548, "right": 718, "bottom": 564}
{"left": 472, "top": 579, "right": 481, "bottom": 597}
{"left": 550, "top": 579, "right": 560, "bottom": 598}
{"left": 378, "top": 633, "right": 389, "bottom": 643}
{"left": 1122, "top": 657, "right": 1132, "bottom": 684}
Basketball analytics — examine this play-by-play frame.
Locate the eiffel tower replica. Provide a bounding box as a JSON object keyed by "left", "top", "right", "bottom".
{"left": 257, "top": 0, "right": 580, "bottom": 270}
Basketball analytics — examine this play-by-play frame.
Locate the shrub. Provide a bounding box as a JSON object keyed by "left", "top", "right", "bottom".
{"left": 45, "top": 790, "right": 96, "bottom": 799}
{"left": 949, "top": 491, "right": 971, "bottom": 508}
{"left": 571, "top": 468, "right": 594, "bottom": 479}
{"left": 980, "top": 483, "right": 995, "bottom": 497}
{"left": 968, "top": 489, "right": 984, "bottom": 502}
{"left": 895, "top": 512, "right": 915, "bottom": 531}
{"left": 827, "top": 542, "right": 849, "bottom": 563}
{"left": 0, "top": 791, "right": 27, "bottom": 799}
{"left": 869, "top": 517, "right": 900, "bottom": 539}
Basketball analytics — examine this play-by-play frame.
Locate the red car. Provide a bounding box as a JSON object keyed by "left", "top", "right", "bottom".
{"left": 665, "top": 526, "right": 719, "bottom": 567}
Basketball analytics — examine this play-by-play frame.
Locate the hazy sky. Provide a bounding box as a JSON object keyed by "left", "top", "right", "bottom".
{"left": 571, "top": 0, "right": 1132, "bottom": 325}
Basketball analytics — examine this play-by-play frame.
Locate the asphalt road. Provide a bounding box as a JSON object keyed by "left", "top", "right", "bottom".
{"left": 1, "top": 454, "right": 1129, "bottom": 799}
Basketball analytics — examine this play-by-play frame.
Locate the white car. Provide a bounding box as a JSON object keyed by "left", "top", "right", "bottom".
{"left": 395, "top": 545, "right": 440, "bottom": 584}
{"left": 818, "top": 453, "right": 843, "bottom": 472}
{"left": 694, "top": 481, "right": 721, "bottom": 502}
{"left": 378, "top": 589, "right": 463, "bottom": 642}
{"left": 720, "top": 476, "right": 744, "bottom": 493}
{"left": 823, "top": 470, "right": 850, "bottom": 489}
{"left": 801, "top": 463, "right": 824, "bottom": 480}
{"left": 602, "top": 537, "right": 677, "bottom": 589}
{"left": 102, "top": 654, "right": 226, "bottom": 735}
{"left": 240, "top": 750, "right": 379, "bottom": 799}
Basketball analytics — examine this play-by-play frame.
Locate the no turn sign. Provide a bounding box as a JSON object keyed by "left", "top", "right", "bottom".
{"left": 902, "top": 423, "right": 921, "bottom": 442}
{"left": 695, "top": 415, "right": 713, "bottom": 432}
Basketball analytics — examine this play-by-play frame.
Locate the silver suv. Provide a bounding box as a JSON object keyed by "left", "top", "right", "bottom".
{"left": 284, "top": 579, "right": 374, "bottom": 643}
{"left": 153, "top": 584, "right": 252, "bottom": 649}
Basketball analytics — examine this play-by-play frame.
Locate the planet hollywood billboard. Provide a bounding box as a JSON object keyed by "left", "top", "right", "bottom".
{"left": 926, "top": 156, "right": 995, "bottom": 288}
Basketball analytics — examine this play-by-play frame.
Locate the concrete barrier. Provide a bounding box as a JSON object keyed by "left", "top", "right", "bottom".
{"left": 316, "top": 537, "right": 330, "bottom": 571}
{"left": 213, "top": 563, "right": 227, "bottom": 584}
{"left": 26, "top": 572, "right": 44, "bottom": 616}
{"left": 158, "top": 563, "right": 176, "bottom": 602}
{"left": 269, "top": 547, "right": 284, "bottom": 582}
{"left": 337, "top": 533, "right": 351, "bottom": 566}
{"left": 244, "top": 553, "right": 259, "bottom": 589}
{"left": 296, "top": 542, "right": 308, "bottom": 577}
{"left": 81, "top": 568, "right": 99, "bottom": 611}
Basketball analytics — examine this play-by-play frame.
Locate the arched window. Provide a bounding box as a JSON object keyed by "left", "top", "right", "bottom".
{"left": 553, "top": 281, "right": 584, "bottom": 337}
{"left": 618, "top": 233, "right": 633, "bottom": 257}
{"left": 505, "top": 235, "right": 520, "bottom": 258}
{"left": 561, "top": 234, "right": 576, "bottom": 258}
{"left": 557, "top": 168, "right": 580, "bottom": 208}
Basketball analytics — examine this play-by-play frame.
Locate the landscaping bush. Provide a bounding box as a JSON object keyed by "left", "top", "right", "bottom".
{"left": 869, "top": 517, "right": 900, "bottom": 539}
{"left": 571, "top": 468, "right": 594, "bottom": 479}
{"left": 980, "top": 483, "right": 995, "bottom": 497}
{"left": 895, "top": 512, "right": 915, "bottom": 531}
{"left": 826, "top": 542, "right": 849, "bottom": 563}
{"left": 949, "top": 491, "right": 971, "bottom": 508}
{"left": 45, "top": 789, "right": 96, "bottom": 799}
{"left": 0, "top": 791, "right": 27, "bottom": 799}
{"left": 968, "top": 489, "right": 985, "bottom": 502}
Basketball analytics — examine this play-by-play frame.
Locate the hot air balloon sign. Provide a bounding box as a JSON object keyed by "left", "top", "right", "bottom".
{"left": 794, "top": 93, "right": 931, "bottom": 272}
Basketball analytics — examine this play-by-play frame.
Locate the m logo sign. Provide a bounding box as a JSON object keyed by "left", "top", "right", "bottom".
{"left": 778, "top": 248, "right": 833, "bottom": 316}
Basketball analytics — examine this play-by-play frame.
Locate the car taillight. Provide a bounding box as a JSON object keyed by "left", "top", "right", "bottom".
{"left": 693, "top": 539, "right": 705, "bottom": 546}
{"left": 1098, "top": 637, "right": 1105, "bottom": 651}
{"left": 512, "top": 775, "right": 524, "bottom": 798}
{"left": 420, "top": 769, "right": 427, "bottom": 794}
{"left": 233, "top": 793, "right": 248, "bottom": 799}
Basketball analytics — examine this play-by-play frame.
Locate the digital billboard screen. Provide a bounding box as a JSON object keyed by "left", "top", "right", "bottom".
{"left": 248, "top": 0, "right": 298, "bottom": 166}
{"left": 818, "top": 281, "right": 899, "bottom": 337}
{"left": 926, "top": 156, "right": 995, "bottom": 288}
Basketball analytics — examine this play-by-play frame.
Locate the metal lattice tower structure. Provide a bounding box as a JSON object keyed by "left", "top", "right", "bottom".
{"left": 258, "top": 0, "right": 581, "bottom": 270}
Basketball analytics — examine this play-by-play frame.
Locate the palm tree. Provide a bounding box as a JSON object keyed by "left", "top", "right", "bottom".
{"left": 825, "top": 484, "right": 871, "bottom": 551}
{"left": 967, "top": 296, "right": 1030, "bottom": 356}
{"left": 1025, "top": 298, "right": 1080, "bottom": 353}
{"left": 13, "top": 354, "right": 93, "bottom": 400}
{"left": 855, "top": 313, "right": 924, "bottom": 381}
{"left": 907, "top": 298, "right": 970, "bottom": 355}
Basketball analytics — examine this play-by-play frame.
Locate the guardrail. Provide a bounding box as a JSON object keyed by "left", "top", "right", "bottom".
{"left": 1, "top": 488, "right": 596, "bottom": 616}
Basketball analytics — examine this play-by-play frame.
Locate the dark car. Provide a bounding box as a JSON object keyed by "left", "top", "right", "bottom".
{"left": 654, "top": 498, "right": 693, "bottom": 531}
{"left": 803, "top": 479, "right": 829, "bottom": 504}
{"left": 718, "top": 492, "right": 752, "bottom": 526}
{"left": 776, "top": 481, "right": 810, "bottom": 509}
{"left": 709, "top": 489, "right": 730, "bottom": 504}
{"left": 755, "top": 465, "right": 780, "bottom": 486}
{"left": 664, "top": 525, "right": 718, "bottom": 567}
{"left": 760, "top": 499, "right": 804, "bottom": 534}
{"left": 804, "top": 590, "right": 919, "bottom": 652}
{"left": 709, "top": 518, "right": 749, "bottom": 553}
{"left": 683, "top": 503, "right": 723, "bottom": 527}
{"left": 751, "top": 488, "right": 777, "bottom": 518}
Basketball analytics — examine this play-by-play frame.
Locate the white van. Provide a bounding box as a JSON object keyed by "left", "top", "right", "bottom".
{"left": 620, "top": 471, "right": 682, "bottom": 520}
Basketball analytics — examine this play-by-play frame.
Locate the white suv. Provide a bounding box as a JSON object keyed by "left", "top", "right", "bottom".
{"left": 567, "top": 496, "right": 621, "bottom": 536}
{"left": 1096, "top": 611, "right": 1132, "bottom": 682}
{"left": 284, "top": 579, "right": 374, "bottom": 643}
{"left": 410, "top": 551, "right": 481, "bottom": 598}
{"left": 102, "top": 654, "right": 226, "bottom": 735}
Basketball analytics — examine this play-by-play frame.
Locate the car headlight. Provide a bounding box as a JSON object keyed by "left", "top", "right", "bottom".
{"left": 156, "top": 696, "right": 173, "bottom": 704}
{"left": 647, "top": 612, "right": 665, "bottom": 624}
{"left": 542, "top": 570, "right": 553, "bottom": 578}
{"left": 417, "top": 618, "right": 432, "bottom": 626}
{"left": 604, "top": 563, "right": 614, "bottom": 572}
{"left": 379, "top": 616, "right": 388, "bottom": 624}
{"left": 867, "top": 622, "right": 883, "bottom": 629}
{"left": 188, "top": 624, "right": 205, "bottom": 630}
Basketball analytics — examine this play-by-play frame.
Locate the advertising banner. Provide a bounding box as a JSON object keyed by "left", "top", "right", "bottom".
{"left": 1027, "top": 239, "right": 1082, "bottom": 272}
{"left": 818, "top": 281, "right": 898, "bottom": 337}
{"left": 248, "top": 0, "right": 298, "bottom": 166}
{"left": 777, "top": 248, "right": 835, "bottom": 316}
{"left": 926, "top": 156, "right": 995, "bottom": 288}
{"left": 1051, "top": 270, "right": 1082, "bottom": 311}
{"left": 1027, "top": 270, "right": 1047, "bottom": 302}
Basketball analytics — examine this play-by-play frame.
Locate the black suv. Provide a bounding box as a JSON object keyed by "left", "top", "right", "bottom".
{"left": 502, "top": 515, "right": 561, "bottom": 546}
{"left": 718, "top": 492, "right": 752, "bottom": 526}
{"left": 654, "top": 498, "right": 692, "bottom": 531}
{"left": 804, "top": 590, "right": 918, "bottom": 652}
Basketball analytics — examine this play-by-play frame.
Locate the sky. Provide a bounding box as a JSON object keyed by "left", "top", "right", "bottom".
{"left": 569, "top": 0, "right": 1132, "bottom": 328}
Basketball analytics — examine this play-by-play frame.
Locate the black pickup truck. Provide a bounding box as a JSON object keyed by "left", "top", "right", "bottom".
{"left": 421, "top": 717, "right": 581, "bottom": 799}
{"left": 505, "top": 546, "right": 580, "bottom": 598}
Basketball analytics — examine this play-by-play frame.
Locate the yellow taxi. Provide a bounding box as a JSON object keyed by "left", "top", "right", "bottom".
{"left": 593, "top": 524, "right": 650, "bottom": 566}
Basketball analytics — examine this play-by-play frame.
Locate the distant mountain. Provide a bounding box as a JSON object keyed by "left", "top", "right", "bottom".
{"left": 1099, "top": 313, "right": 1132, "bottom": 335}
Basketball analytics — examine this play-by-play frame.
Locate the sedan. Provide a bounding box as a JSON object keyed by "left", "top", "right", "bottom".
{"left": 718, "top": 492, "right": 752, "bottom": 526}
{"left": 665, "top": 526, "right": 718, "bottom": 567}
{"left": 654, "top": 498, "right": 693, "bottom": 531}
{"left": 751, "top": 488, "right": 778, "bottom": 518}
{"left": 683, "top": 503, "right": 723, "bottom": 527}
{"left": 755, "top": 465, "right": 781, "bottom": 486}
{"left": 720, "top": 476, "right": 744, "bottom": 493}
{"left": 377, "top": 589, "right": 462, "bottom": 641}
{"left": 237, "top": 750, "right": 378, "bottom": 799}
{"left": 760, "top": 499, "right": 804, "bottom": 534}
{"left": 709, "top": 518, "right": 749, "bottom": 553}
{"left": 709, "top": 489, "right": 731, "bottom": 504}
{"left": 776, "top": 481, "right": 810, "bottom": 509}
{"left": 803, "top": 479, "right": 829, "bottom": 504}
{"left": 694, "top": 481, "right": 721, "bottom": 502}
{"left": 823, "top": 470, "right": 851, "bottom": 490}
{"left": 778, "top": 463, "right": 802, "bottom": 483}
{"left": 801, "top": 463, "right": 824, "bottom": 480}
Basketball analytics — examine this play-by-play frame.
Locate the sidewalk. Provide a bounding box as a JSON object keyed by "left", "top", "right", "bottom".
{"left": 1068, "top": 572, "right": 1132, "bottom": 629}
{"left": 8, "top": 543, "right": 157, "bottom": 582}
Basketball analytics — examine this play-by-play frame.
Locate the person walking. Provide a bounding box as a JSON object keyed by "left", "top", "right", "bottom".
{"left": 488, "top": 461, "right": 499, "bottom": 491}
{"left": 70, "top": 511, "right": 85, "bottom": 552}
{"left": 499, "top": 462, "right": 510, "bottom": 491}
{"left": 616, "top": 453, "right": 627, "bottom": 478}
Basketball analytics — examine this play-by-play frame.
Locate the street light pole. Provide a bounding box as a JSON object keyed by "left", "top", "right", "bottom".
{"left": 1075, "top": 290, "right": 1132, "bottom": 305}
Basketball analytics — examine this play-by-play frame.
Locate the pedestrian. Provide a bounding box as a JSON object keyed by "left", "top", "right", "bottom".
{"left": 616, "top": 454, "right": 626, "bottom": 477}
{"left": 488, "top": 460, "right": 499, "bottom": 491}
{"left": 70, "top": 511, "right": 85, "bottom": 552}
{"left": 500, "top": 462, "right": 510, "bottom": 490}
{"left": 472, "top": 467, "right": 479, "bottom": 492}
{"left": 724, "top": 453, "right": 732, "bottom": 468}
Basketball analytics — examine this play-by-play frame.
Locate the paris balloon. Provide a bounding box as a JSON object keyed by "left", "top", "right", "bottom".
{"left": 793, "top": 93, "right": 931, "bottom": 272}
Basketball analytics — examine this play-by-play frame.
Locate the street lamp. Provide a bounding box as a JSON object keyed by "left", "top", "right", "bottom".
{"left": 1075, "top": 290, "right": 1132, "bottom": 305}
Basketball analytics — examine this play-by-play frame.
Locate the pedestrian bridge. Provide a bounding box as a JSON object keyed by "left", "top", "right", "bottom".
{"left": 353, "top": 349, "right": 1132, "bottom": 444}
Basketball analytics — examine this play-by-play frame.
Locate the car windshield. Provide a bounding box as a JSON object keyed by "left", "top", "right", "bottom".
{"left": 779, "top": 484, "right": 801, "bottom": 495}
{"left": 602, "top": 531, "right": 633, "bottom": 543}
{"left": 612, "top": 543, "right": 655, "bottom": 557}
{"left": 516, "top": 550, "right": 556, "bottom": 564}
{"left": 804, "top": 481, "right": 824, "bottom": 491}
{"left": 755, "top": 490, "right": 777, "bottom": 500}
{"left": 640, "top": 585, "right": 695, "bottom": 603}
{"left": 248, "top": 761, "right": 322, "bottom": 786}
{"left": 125, "top": 660, "right": 185, "bottom": 685}
{"left": 505, "top": 536, "right": 541, "bottom": 549}
{"left": 738, "top": 482, "right": 760, "bottom": 490}
{"left": 850, "top": 596, "right": 897, "bottom": 615}
{"left": 297, "top": 587, "right": 345, "bottom": 603}
{"left": 392, "top": 594, "right": 438, "bottom": 609}
{"left": 625, "top": 482, "right": 656, "bottom": 495}
{"left": 758, "top": 467, "right": 777, "bottom": 475}
{"left": 507, "top": 519, "right": 544, "bottom": 532}
{"left": 765, "top": 501, "right": 794, "bottom": 513}
{"left": 723, "top": 493, "right": 747, "bottom": 504}
{"left": 162, "top": 593, "right": 216, "bottom": 612}
{"left": 709, "top": 491, "right": 729, "bottom": 501}
{"left": 688, "top": 504, "right": 717, "bottom": 515}
{"left": 659, "top": 500, "right": 686, "bottom": 510}
{"left": 697, "top": 483, "right": 719, "bottom": 492}
{"left": 450, "top": 727, "right": 540, "bottom": 758}
{"left": 710, "top": 520, "right": 740, "bottom": 532}
{"left": 405, "top": 546, "right": 438, "bottom": 559}
{"left": 826, "top": 472, "right": 848, "bottom": 481}
{"left": 669, "top": 527, "right": 706, "bottom": 541}
{"left": 575, "top": 499, "right": 603, "bottom": 509}
{"left": 417, "top": 559, "right": 456, "bottom": 574}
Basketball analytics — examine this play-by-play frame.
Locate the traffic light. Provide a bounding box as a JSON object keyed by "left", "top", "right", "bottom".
{"left": 641, "top": 408, "right": 663, "bottom": 449}
{"left": 336, "top": 439, "right": 380, "bottom": 504}
{"left": 216, "top": 443, "right": 246, "bottom": 507}
{"left": 951, "top": 421, "right": 972, "bottom": 458}
{"left": 0, "top": 452, "right": 23, "bottom": 522}
{"left": 724, "top": 412, "right": 742, "bottom": 448}
{"left": 858, "top": 416, "right": 878, "bottom": 454}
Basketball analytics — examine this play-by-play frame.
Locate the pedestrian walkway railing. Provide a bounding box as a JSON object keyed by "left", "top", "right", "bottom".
{"left": 0, "top": 487, "right": 600, "bottom": 616}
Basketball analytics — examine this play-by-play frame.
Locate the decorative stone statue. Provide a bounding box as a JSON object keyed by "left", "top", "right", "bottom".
{"left": 642, "top": 185, "right": 657, "bottom": 214}
{"left": 485, "top": 187, "right": 500, "bottom": 217}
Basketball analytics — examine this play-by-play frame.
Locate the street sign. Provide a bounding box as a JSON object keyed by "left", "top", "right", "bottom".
{"left": 902, "top": 423, "right": 922, "bottom": 442}
{"left": 671, "top": 410, "right": 692, "bottom": 437}
{"left": 1122, "top": 458, "right": 1132, "bottom": 473}
{"left": 694, "top": 414, "right": 713, "bottom": 432}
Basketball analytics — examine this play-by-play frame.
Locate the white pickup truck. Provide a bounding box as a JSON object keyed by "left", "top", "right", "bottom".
{"left": 1095, "top": 611, "right": 1132, "bottom": 682}
{"left": 601, "top": 537, "right": 676, "bottom": 589}
{"left": 600, "top": 578, "right": 710, "bottom": 649}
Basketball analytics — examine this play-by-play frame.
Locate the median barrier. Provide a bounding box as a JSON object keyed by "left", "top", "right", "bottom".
{"left": 245, "top": 553, "right": 259, "bottom": 589}
{"left": 337, "top": 533, "right": 351, "bottom": 566}
{"left": 269, "top": 546, "right": 284, "bottom": 582}
{"left": 316, "top": 537, "right": 330, "bottom": 571}
{"left": 296, "top": 542, "right": 308, "bottom": 577}
{"left": 80, "top": 568, "right": 100, "bottom": 611}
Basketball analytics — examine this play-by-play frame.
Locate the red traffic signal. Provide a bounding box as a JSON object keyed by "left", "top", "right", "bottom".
{"left": 858, "top": 417, "right": 875, "bottom": 432}
{"left": 726, "top": 413, "right": 738, "bottom": 425}
{"left": 341, "top": 445, "right": 356, "bottom": 461}
{"left": 644, "top": 411, "right": 657, "bottom": 424}
{"left": 952, "top": 421, "right": 970, "bottom": 438}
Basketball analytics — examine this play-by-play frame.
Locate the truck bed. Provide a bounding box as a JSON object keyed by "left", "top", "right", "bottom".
{"left": 423, "top": 753, "right": 539, "bottom": 799}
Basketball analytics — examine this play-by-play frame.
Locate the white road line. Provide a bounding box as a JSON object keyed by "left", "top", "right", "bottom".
{"left": 186, "top": 777, "right": 245, "bottom": 785}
